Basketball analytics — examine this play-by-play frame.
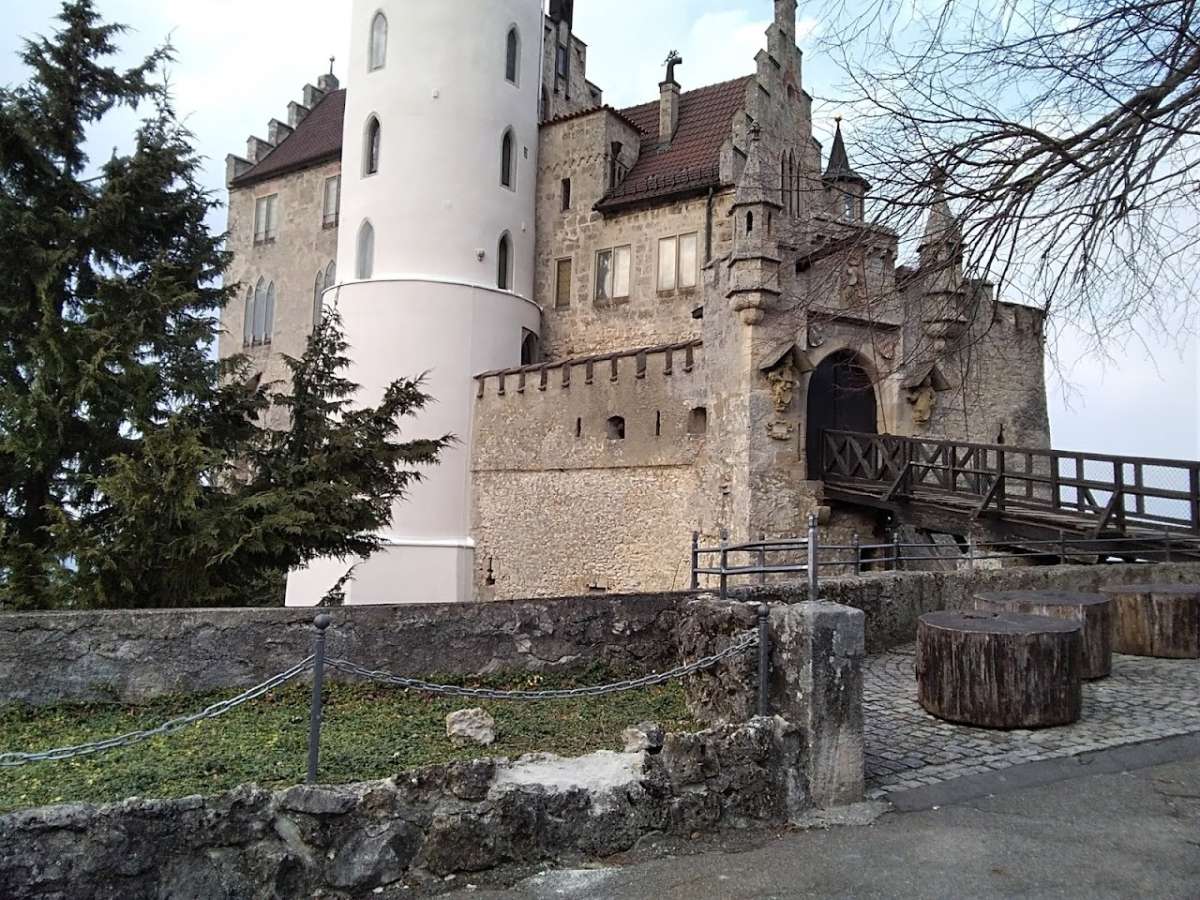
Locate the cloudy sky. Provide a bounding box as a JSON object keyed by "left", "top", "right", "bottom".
{"left": 2, "top": 0, "right": 1197, "bottom": 460}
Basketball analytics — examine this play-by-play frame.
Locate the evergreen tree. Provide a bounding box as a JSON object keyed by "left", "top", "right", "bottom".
{"left": 0, "top": 2, "right": 447, "bottom": 609}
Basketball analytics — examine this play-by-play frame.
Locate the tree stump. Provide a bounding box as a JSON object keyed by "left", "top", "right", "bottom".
{"left": 916, "top": 611, "right": 1082, "bottom": 729}
{"left": 1099, "top": 584, "right": 1200, "bottom": 659}
{"left": 973, "top": 591, "right": 1112, "bottom": 679}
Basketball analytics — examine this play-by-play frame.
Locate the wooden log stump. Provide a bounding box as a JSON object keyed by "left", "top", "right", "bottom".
{"left": 1099, "top": 584, "right": 1200, "bottom": 659}
{"left": 973, "top": 591, "right": 1112, "bottom": 680}
{"left": 916, "top": 611, "right": 1082, "bottom": 729}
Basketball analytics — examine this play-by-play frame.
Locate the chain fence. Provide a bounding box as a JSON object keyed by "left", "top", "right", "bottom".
{"left": 0, "top": 656, "right": 314, "bottom": 768}
{"left": 0, "top": 616, "right": 767, "bottom": 785}
{"left": 324, "top": 629, "right": 758, "bottom": 702}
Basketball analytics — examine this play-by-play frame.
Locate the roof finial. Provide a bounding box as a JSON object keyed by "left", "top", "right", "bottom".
{"left": 329, "top": 56, "right": 335, "bottom": 76}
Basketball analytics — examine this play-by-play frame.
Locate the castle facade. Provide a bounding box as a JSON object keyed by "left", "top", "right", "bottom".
{"left": 221, "top": 0, "right": 1051, "bottom": 605}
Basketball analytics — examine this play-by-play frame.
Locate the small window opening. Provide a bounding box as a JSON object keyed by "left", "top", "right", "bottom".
{"left": 688, "top": 407, "right": 708, "bottom": 435}
{"left": 505, "top": 28, "right": 520, "bottom": 85}
{"left": 501, "top": 129, "right": 515, "bottom": 188}
{"left": 520, "top": 328, "right": 539, "bottom": 365}
{"left": 746, "top": 211, "right": 754, "bottom": 234}
{"left": 655, "top": 411, "right": 662, "bottom": 437}
{"left": 575, "top": 417, "right": 582, "bottom": 438}
{"left": 607, "top": 416, "right": 626, "bottom": 440}
{"left": 561, "top": 177, "right": 572, "bottom": 211}
{"left": 364, "top": 117, "right": 381, "bottom": 175}
{"left": 497, "top": 233, "right": 512, "bottom": 290}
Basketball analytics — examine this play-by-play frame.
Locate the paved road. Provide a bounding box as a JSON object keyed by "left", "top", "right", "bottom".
{"left": 444, "top": 735, "right": 1200, "bottom": 899}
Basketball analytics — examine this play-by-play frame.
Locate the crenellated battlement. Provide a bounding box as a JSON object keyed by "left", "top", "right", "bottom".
{"left": 473, "top": 340, "right": 708, "bottom": 475}
{"left": 475, "top": 339, "right": 701, "bottom": 398}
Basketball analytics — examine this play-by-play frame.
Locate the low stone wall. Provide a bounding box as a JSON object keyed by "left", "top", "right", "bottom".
{"left": 5, "top": 562, "right": 1197, "bottom": 706}
{"left": 0, "top": 718, "right": 804, "bottom": 899}
{"left": 0, "top": 594, "right": 679, "bottom": 707}
{"left": 733, "top": 561, "right": 1200, "bottom": 653}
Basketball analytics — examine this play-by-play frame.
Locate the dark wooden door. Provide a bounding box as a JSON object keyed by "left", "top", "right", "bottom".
{"left": 806, "top": 351, "right": 878, "bottom": 478}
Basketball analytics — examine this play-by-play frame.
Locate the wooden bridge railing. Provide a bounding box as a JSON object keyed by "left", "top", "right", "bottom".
{"left": 821, "top": 430, "right": 1200, "bottom": 535}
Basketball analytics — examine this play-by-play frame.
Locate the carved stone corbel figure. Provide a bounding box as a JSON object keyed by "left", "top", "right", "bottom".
{"left": 767, "top": 363, "right": 798, "bottom": 413}
{"left": 907, "top": 380, "right": 938, "bottom": 427}
{"left": 758, "top": 342, "right": 814, "bottom": 413}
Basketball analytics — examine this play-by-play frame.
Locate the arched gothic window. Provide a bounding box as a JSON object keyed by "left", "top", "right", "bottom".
{"left": 357, "top": 220, "right": 375, "bottom": 280}
{"left": 243, "top": 286, "right": 254, "bottom": 346}
{"left": 500, "top": 129, "right": 515, "bottom": 188}
{"left": 789, "top": 150, "right": 799, "bottom": 214}
{"left": 263, "top": 283, "right": 276, "bottom": 344}
{"left": 505, "top": 28, "right": 520, "bottom": 85}
{"left": 364, "top": 116, "right": 381, "bottom": 175}
{"left": 746, "top": 211, "right": 754, "bottom": 234}
{"left": 369, "top": 12, "right": 388, "bottom": 71}
{"left": 781, "top": 155, "right": 788, "bottom": 215}
{"left": 252, "top": 278, "right": 268, "bottom": 344}
{"left": 497, "top": 232, "right": 512, "bottom": 290}
{"left": 313, "top": 271, "right": 324, "bottom": 327}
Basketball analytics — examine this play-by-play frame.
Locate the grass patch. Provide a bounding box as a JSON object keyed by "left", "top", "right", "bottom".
{"left": 0, "top": 668, "right": 695, "bottom": 814}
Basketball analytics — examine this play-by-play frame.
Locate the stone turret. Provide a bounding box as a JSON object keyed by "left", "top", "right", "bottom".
{"left": 917, "top": 171, "right": 968, "bottom": 349}
{"left": 822, "top": 119, "right": 870, "bottom": 220}
{"left": 726, "top": 123, "right": 783, "bottom": 326}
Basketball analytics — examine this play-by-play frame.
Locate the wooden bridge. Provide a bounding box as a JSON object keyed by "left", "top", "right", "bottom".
{"left": 820, "top": 430, "right": 1200, "bottom": 557}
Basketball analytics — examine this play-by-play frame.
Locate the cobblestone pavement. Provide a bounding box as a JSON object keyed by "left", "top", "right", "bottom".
{"left": 864, "top": 645, "right": 1200, "bottom": 798}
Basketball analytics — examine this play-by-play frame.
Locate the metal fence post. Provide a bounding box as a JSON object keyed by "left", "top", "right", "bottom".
{"left": 1164, "top": 526, "right": 1173, "bottom": 563}
{"left": 719, "top": 529, "right": 729, "bottom": 602}
{"left": 757, "top": 602, "right": 770, "bottom": 717}
{"left": 758, "top": 532, "right": 767, "bottom": 585}
{"left": 807, "top": 512, "right": 819, "bottom": 602}
{"left": 967, "top": 538, "right": 975, "bottom": 570}
{"left": 690, "top": 531, "right": 700, "bottom": 590}
{"left": 306, "top": 613, "right": 333, "bottom": 785}
{"left": 851, "top": 532, "right": 861, "bottom": 575}
{"left": 1059, "top": 529, "right": 1067, "bottom": 563}
{"left": 892, "top": 529, "right": 903, "bottom": 572}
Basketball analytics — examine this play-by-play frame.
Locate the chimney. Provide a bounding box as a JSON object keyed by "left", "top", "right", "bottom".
{"left": 659, "top": 51, "right": 683, "bottom": 146}
{"left": 268, "top": 118, "right": 293, "bottom": 146}
{"left": 549, "top": 0, "right": 574, "bottom": 28}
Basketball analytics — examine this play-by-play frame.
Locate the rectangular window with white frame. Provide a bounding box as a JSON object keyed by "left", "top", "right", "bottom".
{"left": 657, "top": 232, "right": 698, "bottom": 292}
{"left": 594, "top": 245, "right": 631, "bottom": 302}
{"left": 253, "top": 194, "right": 279, "bottom": 244}
{"left": 323, "top": 175, "right": 341, "bottom": 228}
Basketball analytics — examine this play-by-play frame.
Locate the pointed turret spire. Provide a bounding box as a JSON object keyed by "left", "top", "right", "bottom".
{"left": 733, "top": 122, "right": 783, "bottom": 211}
{"left": 920, "top": 168, "right": 961, "bottom": 252}
{"left": 823, "top": 118, "right": 869, "bottom": 189}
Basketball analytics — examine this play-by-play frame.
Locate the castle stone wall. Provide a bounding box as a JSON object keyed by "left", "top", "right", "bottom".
{"left": 220, "top": 160, "right": 341, "bottom": 427}
{"left": 535, "top": 112, "right": 733, "bottom": 358}
{"left": 472, "top": 346, "right": 711, "bottom": 598}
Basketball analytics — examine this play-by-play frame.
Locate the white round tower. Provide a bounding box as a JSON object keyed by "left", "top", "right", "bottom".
{"left": 287, "top": 0, "right": 543, "bottom": 606}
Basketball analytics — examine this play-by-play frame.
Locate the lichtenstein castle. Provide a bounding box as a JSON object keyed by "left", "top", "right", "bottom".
{"left": 221, "top": 0, "right": 1051, "bottom": 606}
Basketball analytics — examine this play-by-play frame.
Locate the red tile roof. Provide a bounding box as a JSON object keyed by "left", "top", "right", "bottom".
{"left": 597, "top": 76, "right": 750, "bottom": 211}
{"left": 231, "top": 90, "right": 346, "bottom": 188}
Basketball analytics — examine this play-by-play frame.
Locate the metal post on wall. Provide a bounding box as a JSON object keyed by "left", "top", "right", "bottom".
{"left": 757, "top": 602, "right": 771, "bottom": 717}
{"left": 851, "top": 533, "right": 862, "bottom": 575}
{"left": 690, "top": 531, "right": 700, "bottom": 590}
{"left": 892, "top": 529, "right": 903, "bottom": 572}
{"left": 719, "top": 529, "right": 729, "bottom": 602}
{"left": 758, "top": 532, "right": 767, "bottom": 585}
{"left": 1059, "top": 529, "right": 1068, "bottom": 564}
{"left": 306, "top": 613, "right": 333, "bottom": 785}
{"left": 1164, "top": 526, "right": 1173, "bottom": 563}
{"left": 807, "top": 512, "right": 819, "bottom": 602}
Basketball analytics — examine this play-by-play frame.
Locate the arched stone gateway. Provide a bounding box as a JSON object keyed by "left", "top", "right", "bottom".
{"left": 805, "top": 349, "right": 877, "bottom": 479}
